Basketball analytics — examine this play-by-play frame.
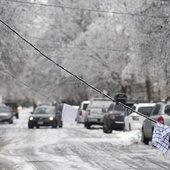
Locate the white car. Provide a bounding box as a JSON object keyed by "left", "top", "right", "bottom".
{"left": 76, "top": 100, "right": 90, "bottom": 123}
{"left": 124, "top": 103, "right": 155, "bottom": 131}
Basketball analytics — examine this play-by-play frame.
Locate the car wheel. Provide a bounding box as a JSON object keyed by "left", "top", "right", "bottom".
{"left": 9, "top": 119, "right": 13, "bottom": 124}
{"left": 103, "top": 117, "right": 112, "bottom": 133}
{"left": 28, "top": 124, "right": 33, "bottom": 129}
{"left": 52, "top": 122, "right": 58, "bottom": 128}
{"left": 59, "top": 121, "right": 63, "bottom": 128}
{"left": 84, "top": 122, "right": 91, "bottom": 129}
{"left": 141, "top": 128, "right": 149, "bottom": 145}
{"left": 36, "top": 125, "right": 39, "bottom": 128}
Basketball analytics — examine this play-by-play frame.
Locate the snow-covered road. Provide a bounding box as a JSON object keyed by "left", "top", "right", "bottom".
{"left": 0, "top": 108, "right": 170, "bottom": 170}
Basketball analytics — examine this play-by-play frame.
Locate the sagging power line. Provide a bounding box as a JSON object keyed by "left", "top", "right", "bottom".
{"left": 0, "top": 19, "right": 157, "bottom": 123}
{"left": 4, "top": 0, "right": 167, "bottom": 19}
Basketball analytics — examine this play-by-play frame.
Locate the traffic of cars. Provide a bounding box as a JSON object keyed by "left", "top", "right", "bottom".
{"left": 1, "top": 94, "right": 170, "bottom": 147}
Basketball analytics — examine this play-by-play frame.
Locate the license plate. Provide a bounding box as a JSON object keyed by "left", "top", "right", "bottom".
{"left": 38, "top": 121, "right": 43, "bottom": 125}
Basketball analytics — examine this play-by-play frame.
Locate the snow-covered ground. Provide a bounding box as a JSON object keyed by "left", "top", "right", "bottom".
{"left": 0, "top": 107, "right": 170, "bottom": 170}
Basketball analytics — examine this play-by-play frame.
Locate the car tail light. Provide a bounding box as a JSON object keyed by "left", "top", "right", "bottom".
{"left": 88, "top": 110, "right": 91, "bottom": 115}
{"left": 79, "top": 110, "right": 82, "bottom": 116}
{"left": 109, "top": 113, "right": 115, "bottom": 117}
{"left": 158, "top": 116, "right": 164, "bottom": 124}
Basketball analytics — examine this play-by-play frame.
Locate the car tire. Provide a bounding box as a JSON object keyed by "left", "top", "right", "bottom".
{"left": 52, "top": 122, "right": 57, "bottom": 128}
{"left": 59, "top": 121, "right": 63, "bottom": 128}
{"left": 84, "top": 122, "right": 91, "bottom": 129}
{"left": 141, "top": 128, "right": 149, "bottom": 145}
{"left": 9, "top": 119, "right": 13, "bottom": 124}
{"left": 103, "top": 117, "right": 112, "bottom": 133}
{"left": 28, "top": 124, "right": 33, "bottom": 129}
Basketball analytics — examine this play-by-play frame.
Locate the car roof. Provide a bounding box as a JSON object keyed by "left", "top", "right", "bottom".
{"left": 133, "top": 103, "right": 155, "bottom": 107}
{"left": 81, "top": 100, "right": 90, "bottom": 104}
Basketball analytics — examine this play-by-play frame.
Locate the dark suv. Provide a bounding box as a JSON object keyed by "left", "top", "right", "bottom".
{"left": 5, "top": 102, "right": 19, "bottom": 119}
{"left": 28, "top": 105, "right": 63, "bottom": 129}
{"left": 103, "top": 102, "right": 125, "bottom": 133}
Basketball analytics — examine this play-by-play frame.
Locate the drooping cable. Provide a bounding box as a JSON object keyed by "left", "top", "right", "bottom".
{"left": 0, "top": 19, "right": 157, "bottom": 123}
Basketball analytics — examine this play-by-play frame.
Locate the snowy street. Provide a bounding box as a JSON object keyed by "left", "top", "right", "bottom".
{"left": 0, "top": 108, "right": 170, "bottom": 170}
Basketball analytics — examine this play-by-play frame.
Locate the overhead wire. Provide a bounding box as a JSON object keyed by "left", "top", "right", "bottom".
{"left": 0, "top": 19, "right": 158, "bottom": 123}
{"left": 0, "top": 18, "right": 114, "bottom": 100}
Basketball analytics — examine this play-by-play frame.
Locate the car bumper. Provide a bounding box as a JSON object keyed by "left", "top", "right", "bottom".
{"left": 77, "top": 116, "right": 85, "bottom": 123}
{"left": 110, "top": 120, "right": 124, "bottom": 130}
{"left": 87, "top": 117, "right": 103, "bottom": 125}
{"left": 28, "top": 120, "right": 55, "bottom": 126}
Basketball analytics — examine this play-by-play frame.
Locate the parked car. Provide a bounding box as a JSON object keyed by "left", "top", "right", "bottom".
{"left": 141, "top": 102, "right": 170, "bottom": 145}
{"left": 103, "top": 102, "right": 125, "bottom": 133}
{"left": 84, "top": 98, "right": 112, "bottom": 129}
{"left": 28, "top": 105, "right": 62, "bottom": 128}
{"left": 77, "top": 100, "right": 90, "bottom": 123}
{"left": 4, "top": 101, "right": 19, "bottom": 119}
{"left": 124, "top": 103, "right": 155, "bottom": 131}
{"left": 0, "top": 104, "right": 13, "bottom": 124}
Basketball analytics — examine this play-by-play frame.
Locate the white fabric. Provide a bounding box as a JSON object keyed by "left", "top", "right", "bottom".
{"left": 61, "top": 104, "right": 78, "bottom": 123}
{"left": 152, "top": 122, "right": 170, "bottom": 153}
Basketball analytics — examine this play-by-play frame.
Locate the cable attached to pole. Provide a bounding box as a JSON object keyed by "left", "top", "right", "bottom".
{"left": 0, "top": 19, "right": 157, "bottom": 123}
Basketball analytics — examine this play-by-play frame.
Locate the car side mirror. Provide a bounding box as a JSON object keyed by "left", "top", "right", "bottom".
{"left": 30, "top": 112, "right": 33, "bottom": 114}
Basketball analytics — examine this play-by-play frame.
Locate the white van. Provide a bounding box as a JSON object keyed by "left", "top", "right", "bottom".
{"left": 76, "top": 100, "right": 90, "bottom": 123}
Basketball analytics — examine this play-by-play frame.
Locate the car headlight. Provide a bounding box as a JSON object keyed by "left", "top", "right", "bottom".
{"left": 29, "top": 116, "right": 34, "bottom": 121}
{"left": 49, "top": 117, "right": 54, "bottom": 121}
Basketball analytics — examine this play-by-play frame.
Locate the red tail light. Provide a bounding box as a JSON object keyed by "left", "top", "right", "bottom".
{"left": 88, "top": 110, "right": 91, "bottom": 115}
{"left": 158, "top": 116, "right": 164, "bottom": 124}
{"left": 79, "top": 110, "right": 82, "bottom": 116}
{"left": 109, "top": 113, "right": 115, "bottom": 117}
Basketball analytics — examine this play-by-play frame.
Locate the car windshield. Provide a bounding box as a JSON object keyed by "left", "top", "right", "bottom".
{"left": 83, "top": 104, "right": 89, "bottom": 110}
{"left": 138, "top": 107, "right": 154, "bottom": 116}
{"left": 0, "top": 107, "right": 10, "bottom": 113}
{"left": 34, "top": 106, "right": 55, "bottom": 114}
